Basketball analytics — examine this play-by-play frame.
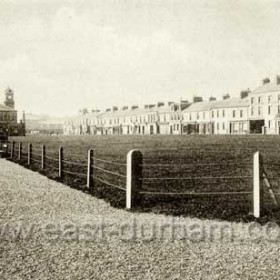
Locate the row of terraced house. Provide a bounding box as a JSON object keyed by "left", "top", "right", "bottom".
{"left": 64, "top": 75, "right": 280, "bottom": 135}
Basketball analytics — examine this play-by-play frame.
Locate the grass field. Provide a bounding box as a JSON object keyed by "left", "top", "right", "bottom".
{"left": 8, "top": 134, "right": 280, "bottom": 223}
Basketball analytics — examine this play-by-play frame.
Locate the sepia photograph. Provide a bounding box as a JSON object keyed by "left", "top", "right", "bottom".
{"left": 1, "top": 0, "right": 280, "bottom": 279}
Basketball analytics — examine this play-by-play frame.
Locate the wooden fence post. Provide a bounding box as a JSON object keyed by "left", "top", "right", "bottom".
{"left": 18, "top": 142, "right": 22, "bottom": 160}
{"left": 253, "top": 151, "right": 260, "bottom": 218}
{"left": 28, "top": 143, "right": 32, "bottom": 166}
{"left": 87, "top": 149, "right": 94, "bottom": 189}
{"left": 259, "top": 153, "right": 278, "bottom": 207}
{"left": 10, "top": 141, "right": 14, "bottom": 158}
{"left": 41, "top": 145, "right": 46, "bottom": 169}
{"left": 126, "top": 149, "right": 143, "bottom": 209}
{"left": 59, "top": 147, "right": 64, "bottom": 178}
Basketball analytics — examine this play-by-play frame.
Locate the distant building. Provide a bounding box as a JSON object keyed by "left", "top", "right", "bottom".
{"left": 0, "top": 88, "right": 25, "bottom": 137}
{"left": 64, "top": 101, "right": 191, "bottom": 136}
{"left": 63, "top": 74, "right": 280, "bottom": 136}
{"left": 25, "top": 114, "right": 64, "bottom": 135}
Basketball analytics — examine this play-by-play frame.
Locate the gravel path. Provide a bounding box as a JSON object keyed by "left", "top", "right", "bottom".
{"left": 0, "top": 159, "right": 280, "bottom": 280}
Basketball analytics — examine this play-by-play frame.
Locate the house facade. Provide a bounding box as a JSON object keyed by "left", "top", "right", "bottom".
{"left": 248, "top": 76, "right": 280, "bottom": 134}
{"left": 209, "top": 98, "right": 249, "bottom": 135}
{"left": 64, "top": 102, "right": 188, "bottom": 136}
{"left": 63, "top": 75, "right": 280, "bottom": 136}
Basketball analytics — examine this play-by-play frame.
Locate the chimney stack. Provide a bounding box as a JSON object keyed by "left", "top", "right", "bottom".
{"left": 122, "top": 106, "right": 128, "bottom": 110}
{"left": 180, "top": 100, "right": 190, "bottom": 110}
{"left": 157, "top": 102, "right": 165, "bottom": 108}
{"left": 209, "top": 96, "right": 216, "bottom": 102}
{"left": 240, "top": 89, "right": 250, "bottom": 99}
{"left": 112, "top": 106, "right": 118, "bottom": 112}
{"left": 131, "top": 105, "right": 139, "bottom": 110}
{"left": 223, "top": 93, "right": 230, "bottom": 100}
{"left": 262, "top": 77, "right": 270, "bottom": 85}
{"left": 144, "top": 104, "right": 155, "bottom": 109}
{"left": 277, "top": 75, "right": 280, "bottom": 85}
{"left": 193, "top": 96, "right": 203, "bottom": 103}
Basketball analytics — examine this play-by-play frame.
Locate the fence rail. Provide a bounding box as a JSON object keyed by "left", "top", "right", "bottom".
{"left": 2, "top": 139, "right": 278, "bottom": 218}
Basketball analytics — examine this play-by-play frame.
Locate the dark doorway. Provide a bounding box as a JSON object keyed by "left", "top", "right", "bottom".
{"left": 250, "top": 120, "right": 265, "bottom": 134}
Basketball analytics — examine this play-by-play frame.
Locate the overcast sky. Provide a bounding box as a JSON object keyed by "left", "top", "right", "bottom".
{"left": 0, "top": 0, "right": 280, "bottom": 117}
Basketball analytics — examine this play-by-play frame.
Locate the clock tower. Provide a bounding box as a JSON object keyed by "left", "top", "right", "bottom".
{"left": 4, "top": 88, "right": 15, "bottom": 109}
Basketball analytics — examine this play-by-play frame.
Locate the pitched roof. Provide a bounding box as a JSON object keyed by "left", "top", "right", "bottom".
{"left": 0, "top": 104, "right": 15, "bottom": 111}
{"left": 183, "top": 97, "right": 249, "bottom": 113}
{"left": 210, "top": 97, "right": 249, "bottom": 109}
{"left": 183, "top": 101, "right": 211, "bottom": 112}
{"left": 251, "top": 81, "right": 280, "bottom": 94}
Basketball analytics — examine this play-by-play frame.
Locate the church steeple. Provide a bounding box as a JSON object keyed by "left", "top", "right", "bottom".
{"left": 4, "top": 88, "right": 15, "bottom": 109}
